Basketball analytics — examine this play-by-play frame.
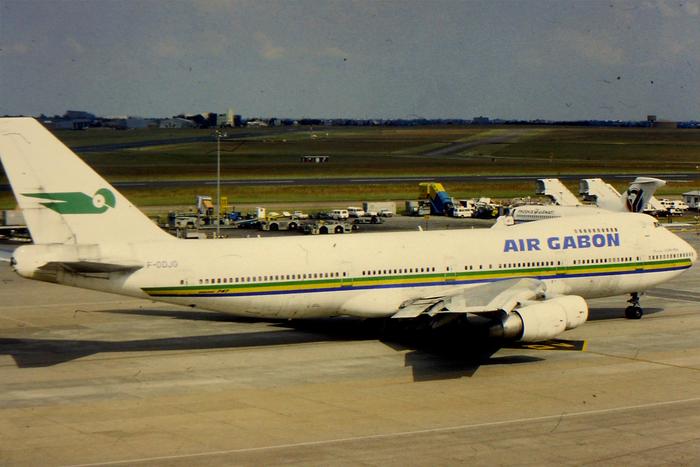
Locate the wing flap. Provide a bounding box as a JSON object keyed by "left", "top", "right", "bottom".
{"left": 392, "top": 297, "right": 446, "bottom": 318}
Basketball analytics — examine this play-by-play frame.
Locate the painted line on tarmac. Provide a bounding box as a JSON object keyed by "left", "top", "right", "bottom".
{"left": 647, "top": 288, "right": 700, "bottom": 303}
{"left": 204, "top": 180, "right": 294, "bottom": 185}
{"left": 2, "top": 299, "right": 143, "bottom": 310}
{"left": 229, "top": 180, "right": 294, "bottom": 185}
{"left": 0, "top": 314, "right": 44, "bottom": 328}
{"left": 350, "top": 178, "right": 430, "bottom": 182}
{"left": 67, "top": 396, "right": 700, "bottom": 467}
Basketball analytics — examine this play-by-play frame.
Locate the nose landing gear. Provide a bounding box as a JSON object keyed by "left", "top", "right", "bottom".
{"left": 625, "top": 292, "right": 643, "bottom": 319}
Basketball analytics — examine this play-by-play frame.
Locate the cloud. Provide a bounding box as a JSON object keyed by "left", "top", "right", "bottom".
{"left": 684, "top": 1, "right": 700, "bottom": 15}
{"left": 251, "top": 34, "right": 349, "bottom": 62}
{"left": 255, "top": 32, "right": 285, "bottom": 60}
{"left": 203, "top": 30, "right": 233, "bottom": 57}
{"left": 1, "top": 42, "right": 30, "bottom": 56}
{"left": 515, "top": 48, "right": 546, "bottom": 69}
{"left": 556, "top": 29, "right": 625, "bottom": 66}
{"left": 652, "top": 0, "right": 699, "bottom": 17}
{"left": 65, "top": 37, "right": 84, "bottom": 55}
{"left": 152, "top": 37, "right": 182, "bottom": 58}
{"left": 192, "top": 0, "right": 238, "bottom": 15}
{"left": 664, "top": 39, "right": 685, "bottom": 56}
{"left": 319, "top": 46, "right": 348, "bottom": 59}
{"left": 656, "top": 0, "right": 679, "bottom": 17}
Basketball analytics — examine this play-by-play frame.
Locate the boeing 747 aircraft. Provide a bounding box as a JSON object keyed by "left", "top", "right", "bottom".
{"left": 0, "top": 119, "right": 696, "bottom": 342}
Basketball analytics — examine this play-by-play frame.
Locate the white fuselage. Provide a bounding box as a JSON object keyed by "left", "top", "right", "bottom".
{"left": 510, "top": 204, "right": 610, "bottom": 223}
{"left": 13, "top": 213, "right": 696, "bottom": 319}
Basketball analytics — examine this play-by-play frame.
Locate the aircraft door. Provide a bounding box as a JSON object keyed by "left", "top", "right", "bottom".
{"left": 552, "top": 248, "right": 570, "bottom": 279}
{"left": 540, "top": 249, "right": 571, "bottom": 295}
{"left": 444, "top": 256, "right": 458, "bottom": 283}
{"left": 340, "top": 261, "right": 353, "bottom": 288}
{"left": 635, "top": 222, "right": 651, "bottom": 268}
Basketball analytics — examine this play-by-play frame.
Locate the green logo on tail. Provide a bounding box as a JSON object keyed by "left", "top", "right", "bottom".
{"left": 22, "top": 189, "right": 116, "bottom": 214}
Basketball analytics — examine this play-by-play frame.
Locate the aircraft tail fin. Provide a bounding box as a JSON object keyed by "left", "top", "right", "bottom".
{"left": 582, "top": 177, "right": 665, "bottom": 213}
{"left": 579, "top": 178, "right": 620, "bottom": 206}
{"left": 536, "top": 178, "right": 581, "bottom": 206}
{"left": 622, "top": 177, "right": 665, "bottom": 213}
{"left": 0, "top": 118, "right": 173, "bottom": 245}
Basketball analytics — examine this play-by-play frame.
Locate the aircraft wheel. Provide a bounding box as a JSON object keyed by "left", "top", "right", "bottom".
{"left": 625, "top": 306, "right": 643, "bottom": 319}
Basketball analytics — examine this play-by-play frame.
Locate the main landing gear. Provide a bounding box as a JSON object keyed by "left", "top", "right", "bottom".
{"left": 625, "top": 292, "right": 643, "bottom": 319}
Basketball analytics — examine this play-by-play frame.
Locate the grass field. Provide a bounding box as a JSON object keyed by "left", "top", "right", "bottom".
{"left": 52, "top": 128, "right": 212, "bottom": 147}
{"left": 1, "top": 125, "right": 699, "bottom": 210}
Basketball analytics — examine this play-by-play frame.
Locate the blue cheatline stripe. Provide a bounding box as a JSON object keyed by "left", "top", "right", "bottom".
{"left": 143, "top": 263, "right": 691, "bottom": 299}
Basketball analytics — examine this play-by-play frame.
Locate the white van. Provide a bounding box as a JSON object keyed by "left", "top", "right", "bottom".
{"left": 347, "top": 206, "right": 365, "bottom": 218}
{"left": 331, "top": 209, "right": 349, "bottom": 220}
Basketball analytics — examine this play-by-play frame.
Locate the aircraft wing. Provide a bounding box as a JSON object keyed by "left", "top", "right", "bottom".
{"left": 0, "top": 249, "right": 12, "bottom": 262}
{"left": 392, "top": 278, "right": 546, "bottom": 318}
{"left": 391, "top": 278, "right": 588, "bottom": 342}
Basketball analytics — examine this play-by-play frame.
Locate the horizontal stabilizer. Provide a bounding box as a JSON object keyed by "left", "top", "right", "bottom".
{"left": 40, "top": 261, "right": 143, "bottom": 273}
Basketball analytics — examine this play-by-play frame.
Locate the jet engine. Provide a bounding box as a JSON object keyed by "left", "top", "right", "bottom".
{"left": 490, "top": 295, "right": 588, "bottom": 342}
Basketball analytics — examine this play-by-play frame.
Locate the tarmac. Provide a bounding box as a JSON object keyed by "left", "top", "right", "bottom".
{"left": 1, "top": 229, "right": 700, "bottom": 466}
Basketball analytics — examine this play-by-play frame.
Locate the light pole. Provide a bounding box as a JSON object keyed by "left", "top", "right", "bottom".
{"left": 215, "top": 130, "right": 227, "bottom": 238}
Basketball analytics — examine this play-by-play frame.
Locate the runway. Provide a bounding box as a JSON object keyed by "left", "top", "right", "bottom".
{"left": 2, "top": 172, "right": 699, "bottom": 193}
{"left": 1, "top": 232, "right": 700, "bottom": 465}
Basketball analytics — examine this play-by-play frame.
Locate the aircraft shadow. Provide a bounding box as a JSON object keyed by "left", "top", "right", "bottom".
{"left": 285, "top": 318, "right": 541, "bottom": 381}
{"left": 1, "top": 310, "right": 542, "bottom": 379}
{"left": 0, "top": 321, "right": 337, "bottom": 368}
{"left": 103, "top": 307, "right": 265, "bottom": 323}
{"left": 403, "top": 351, "right": 542, "bottom": 381}
{"left": 587, "top": 307, "right": 663, "bottom": 321}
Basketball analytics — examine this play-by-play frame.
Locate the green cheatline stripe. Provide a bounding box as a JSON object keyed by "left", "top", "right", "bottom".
{"left": 143, "top": 258, "right": 691, "bottom": 295}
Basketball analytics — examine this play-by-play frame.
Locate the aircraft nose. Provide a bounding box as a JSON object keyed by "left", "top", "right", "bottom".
{"left": 682, "top": 234, "right": 698, "bottom": 265}
{"left": 672, "top": 231, "right": 697, "bottom": 266}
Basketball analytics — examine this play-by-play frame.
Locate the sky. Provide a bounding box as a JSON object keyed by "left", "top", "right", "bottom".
{"left": 1, "top": 0, "right": 698, "bottom": 121}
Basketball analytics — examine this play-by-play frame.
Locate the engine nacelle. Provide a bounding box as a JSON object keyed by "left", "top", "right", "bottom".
{"left": 492, "top": 295, "right": 588, "bottom": 342}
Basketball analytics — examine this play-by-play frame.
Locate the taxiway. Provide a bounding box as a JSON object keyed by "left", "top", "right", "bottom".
{"left": 1, "top": 232, "right": 700, "bottom": 466}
